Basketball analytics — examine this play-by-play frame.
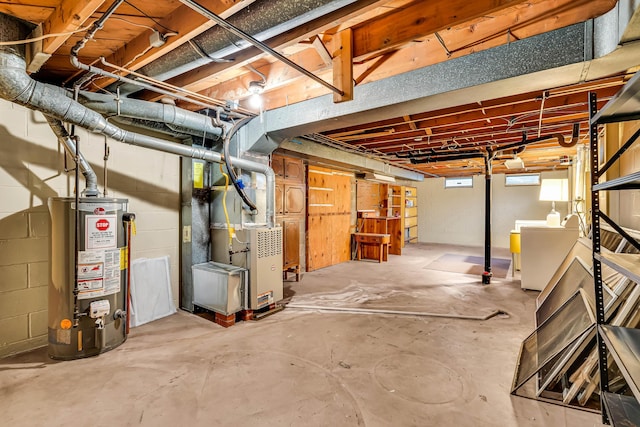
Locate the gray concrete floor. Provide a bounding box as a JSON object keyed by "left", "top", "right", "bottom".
{"left": 1, "top": 243, "right": 605, "bottom": 426}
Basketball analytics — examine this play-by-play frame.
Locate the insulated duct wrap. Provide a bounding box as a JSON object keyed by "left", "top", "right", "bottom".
{"left": 123, "top": 0, "right": 359, "bottom": 92}
{"left": 0, "top": 48, "right": 275, "bottom": 227}
{"left": 76, "top": 92, "right": 223, "bottom": 140}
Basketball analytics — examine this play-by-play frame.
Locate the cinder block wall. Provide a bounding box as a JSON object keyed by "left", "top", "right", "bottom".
{"left": 0, "top": 100, "right": 180, "bottom": 358}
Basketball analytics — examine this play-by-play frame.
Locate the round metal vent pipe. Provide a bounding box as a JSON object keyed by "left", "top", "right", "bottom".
{"left": 76, "top": 91, "right": 224, "bottom": 141}
{"left": 45, "top": 116, "right": 100, "bottom": 197}
{"left": 0, "top": 49, "right": 275, "bottom": 227}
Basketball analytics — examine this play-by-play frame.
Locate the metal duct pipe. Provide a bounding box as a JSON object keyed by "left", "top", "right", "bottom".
{"left": 45, "top": 115, "right": 100, "bottom": 197}
{"left": 76, "top": 91, "right": 224, "bottom": 140}
{"left": 0, "top": 48, "right": 275, "bottom": 228}
{"left": 119, "top": 0, "right": 359, "bottom": 94}
{"left": 109, "top": 116, "right": 192, "bottom": 139}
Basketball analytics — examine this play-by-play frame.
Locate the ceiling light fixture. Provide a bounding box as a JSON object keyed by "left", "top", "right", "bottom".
{"left": 504, "top": 156, "right": 525, "bottom": 169}
{"left": 363, "top": 172, "right": 396, "bottom": 183}
{"left": 248, "top": 80, "right": 265, "bottom": 94}
{"left": 245, "top": 64, "right": 266, "bottom": 110}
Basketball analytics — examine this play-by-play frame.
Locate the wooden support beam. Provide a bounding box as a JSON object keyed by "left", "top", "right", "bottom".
{"left": 404, "top": 115, "right": 417, "bottom": 130}
{"left": 137, "top": 0, "right": 392, "bottom": 101}
{"left": 186, "top": 0, "right": 614, "bottom": 111}
{"left": 351, "top": 0, "right": 525, "bottom": 58}
{"left": 354, "top": 50, "right": 396, "bottom": 85}
{"left": 28, "top": 0, "right": 106, "bottom": 72}
{"left": 333, "top": 28, "right": 353, "bottom": 103}
{"left": 353, "top": 0, "right": 523, "bottom": 58}
{"left": 94, "top": 0, "right": 253, "bottom": 89}
{"left": 311, "top": 36, "right": 333, "bottom": 66}
{"left": 194, "top": 48, "right": 329, "bottom": 101}
{"left": 0, "top": 4, "right": 55, "bottom": 23}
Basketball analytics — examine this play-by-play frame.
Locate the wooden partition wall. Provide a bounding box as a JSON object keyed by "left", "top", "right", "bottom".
{"left": 306, "top": 166, "right": 353, "bottom": 271}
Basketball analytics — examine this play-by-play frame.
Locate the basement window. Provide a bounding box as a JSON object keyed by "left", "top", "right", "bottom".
{"left": 505, "top": 173, "right": 540, "bottom": 187}
{"left": 444, "top": 177, "right": 473, "bottom": 188}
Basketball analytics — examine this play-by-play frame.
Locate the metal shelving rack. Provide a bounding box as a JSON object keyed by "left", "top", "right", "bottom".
{"left": 590, "top": 71, "right": 640, "bottom": 426}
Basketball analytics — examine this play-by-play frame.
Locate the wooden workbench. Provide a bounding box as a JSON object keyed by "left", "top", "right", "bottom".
{"left": 359, "top": 216, "right": 402, "bottom": 257}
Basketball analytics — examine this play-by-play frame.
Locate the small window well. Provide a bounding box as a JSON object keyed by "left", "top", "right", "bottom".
{"left": 444, "top": 177, "right": 473, "bottom": 188}
{"left": 505, "top": 174, "right": 540, "bottom": 186}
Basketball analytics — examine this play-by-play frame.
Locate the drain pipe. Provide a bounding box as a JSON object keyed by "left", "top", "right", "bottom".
{"left": 0, "top": 48, "right": 275, "bottom": 227}
{"left": 45, "top": 115, "right": 100, "bottom": 197}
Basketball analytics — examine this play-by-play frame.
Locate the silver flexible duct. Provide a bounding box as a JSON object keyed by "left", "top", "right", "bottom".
{"left": 45, "top": 115, "right": 100, "bottom": 197}
{"left": 0, "top": 48, "right": 275, "bottom": 227}
{"left": 75, "top": 91, "right": 224, "bottom": 140}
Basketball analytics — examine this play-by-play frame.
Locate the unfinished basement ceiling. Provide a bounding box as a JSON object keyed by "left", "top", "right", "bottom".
{"left": 0, "top": 0, "right": 635, "bottom": 177}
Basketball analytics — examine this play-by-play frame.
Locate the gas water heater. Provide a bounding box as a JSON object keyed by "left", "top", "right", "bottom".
{"left": 48, "top": 197, "right": 131, "bottom": 360}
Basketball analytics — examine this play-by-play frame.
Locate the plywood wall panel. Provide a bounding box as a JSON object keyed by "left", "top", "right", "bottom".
{"left": 307, "top": 215, "right": 332, "bottom": 271}
{"left": 331, "top": 214, "right": 352, "bottom": 264}
{"left": 307, "top": 166, "right": 353, "bottom": 271}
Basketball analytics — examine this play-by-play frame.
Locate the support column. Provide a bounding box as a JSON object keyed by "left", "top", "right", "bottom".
{"left": 482, "top": 149, "right": 494, "bottom": 285}
{"left": 332, "top": 28, "right": 353, "bottom": 103}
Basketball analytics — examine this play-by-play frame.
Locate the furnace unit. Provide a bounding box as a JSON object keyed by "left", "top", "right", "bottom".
{"left": 211, "top": 225, "right": 283, "bottom": 311}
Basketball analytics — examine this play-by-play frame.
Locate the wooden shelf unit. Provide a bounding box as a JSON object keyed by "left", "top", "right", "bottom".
{"left": 356, "top": 181, "right": 418, "bottom": 250}
{"left": 380, "top": 183, "right": 404, "bottom": 218}
{"left": 404, "top": 186, "right": 418, "bottom": 244}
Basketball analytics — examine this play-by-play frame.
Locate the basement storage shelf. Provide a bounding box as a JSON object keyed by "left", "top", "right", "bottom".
{"left": 590, "top": 71, "right": 640, "bottom": 426}
{"left": 404, "top": 186, "right": 418, "bottom": 243}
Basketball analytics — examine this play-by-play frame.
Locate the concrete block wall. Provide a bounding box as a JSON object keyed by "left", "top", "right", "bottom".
{"left": 0, "top": 100, "right": 180, "bottom": 358}
{"left": 416, "top": 170, "right": 569, "bottom": 249}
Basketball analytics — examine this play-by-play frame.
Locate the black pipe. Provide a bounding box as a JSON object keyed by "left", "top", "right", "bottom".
{"left": 409, "top": 151, "right": 484, "bottom": 164}
{"left": 482, "top": 149, "right": 494, "bottom": 285}
{"left": 400, "top": 131, "right": 565, "bottom": 163}
{"left": 497, "top": 132, "right": 564, "bottom": 152}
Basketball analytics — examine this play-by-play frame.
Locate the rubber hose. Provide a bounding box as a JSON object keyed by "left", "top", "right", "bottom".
{"left": 223, "top": 117, "right": 257, "bottom": 212}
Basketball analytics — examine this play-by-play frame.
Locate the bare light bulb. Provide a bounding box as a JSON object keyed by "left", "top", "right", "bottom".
{"left": 249, "top": 93, "right": 262, "bottom": 109}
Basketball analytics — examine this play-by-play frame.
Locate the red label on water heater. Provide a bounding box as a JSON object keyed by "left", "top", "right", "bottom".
{"left": 85, "top": 215, "right": 117, "bottom": 250}
{"left": 96, "top": 219, "right": 110, "bottom": 231}
{"left": 94, "top": 207, "right": 105, "bottom": 215}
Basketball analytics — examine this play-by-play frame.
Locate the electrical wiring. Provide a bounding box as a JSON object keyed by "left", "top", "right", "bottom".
{"left": 123, "top": 0, "right": 178, "bottom": 34}
{"left": 0, "top": 25, "right": 91, "bottom": 45}
{"left": 90, "top": 80, "right": 116, "bottom": 95}
{"left": 122, "top": 45, "right": 154, "bottom": 69}
{"left": 109, "top": 16, "right": 156, "bottom": 31}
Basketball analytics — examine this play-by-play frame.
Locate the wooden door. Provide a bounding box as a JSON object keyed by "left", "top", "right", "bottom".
{"left": 272, "top": 156, "right": 286, "bottom": 178}
{"left": 275, "top": 183, "right": 284, "bottom": 215}
{"left": 284, "top": 184, "right": 305, "bottom": 215}
{"left": 273, "top": 153, "right": 306, "bottom": 274}
{"left": 306, "top": 166, "right": 352, "bottom": 271}
{"left": 282, "top": 218, "right": 301, "bottom": 268}
{"left": 284, "top": 158, "right": 304, "bottom": 181}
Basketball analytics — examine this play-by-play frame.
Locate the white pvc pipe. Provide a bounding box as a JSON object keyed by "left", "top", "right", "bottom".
{"left": 285, "top": 304, "right": 506, "bottom": 320}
